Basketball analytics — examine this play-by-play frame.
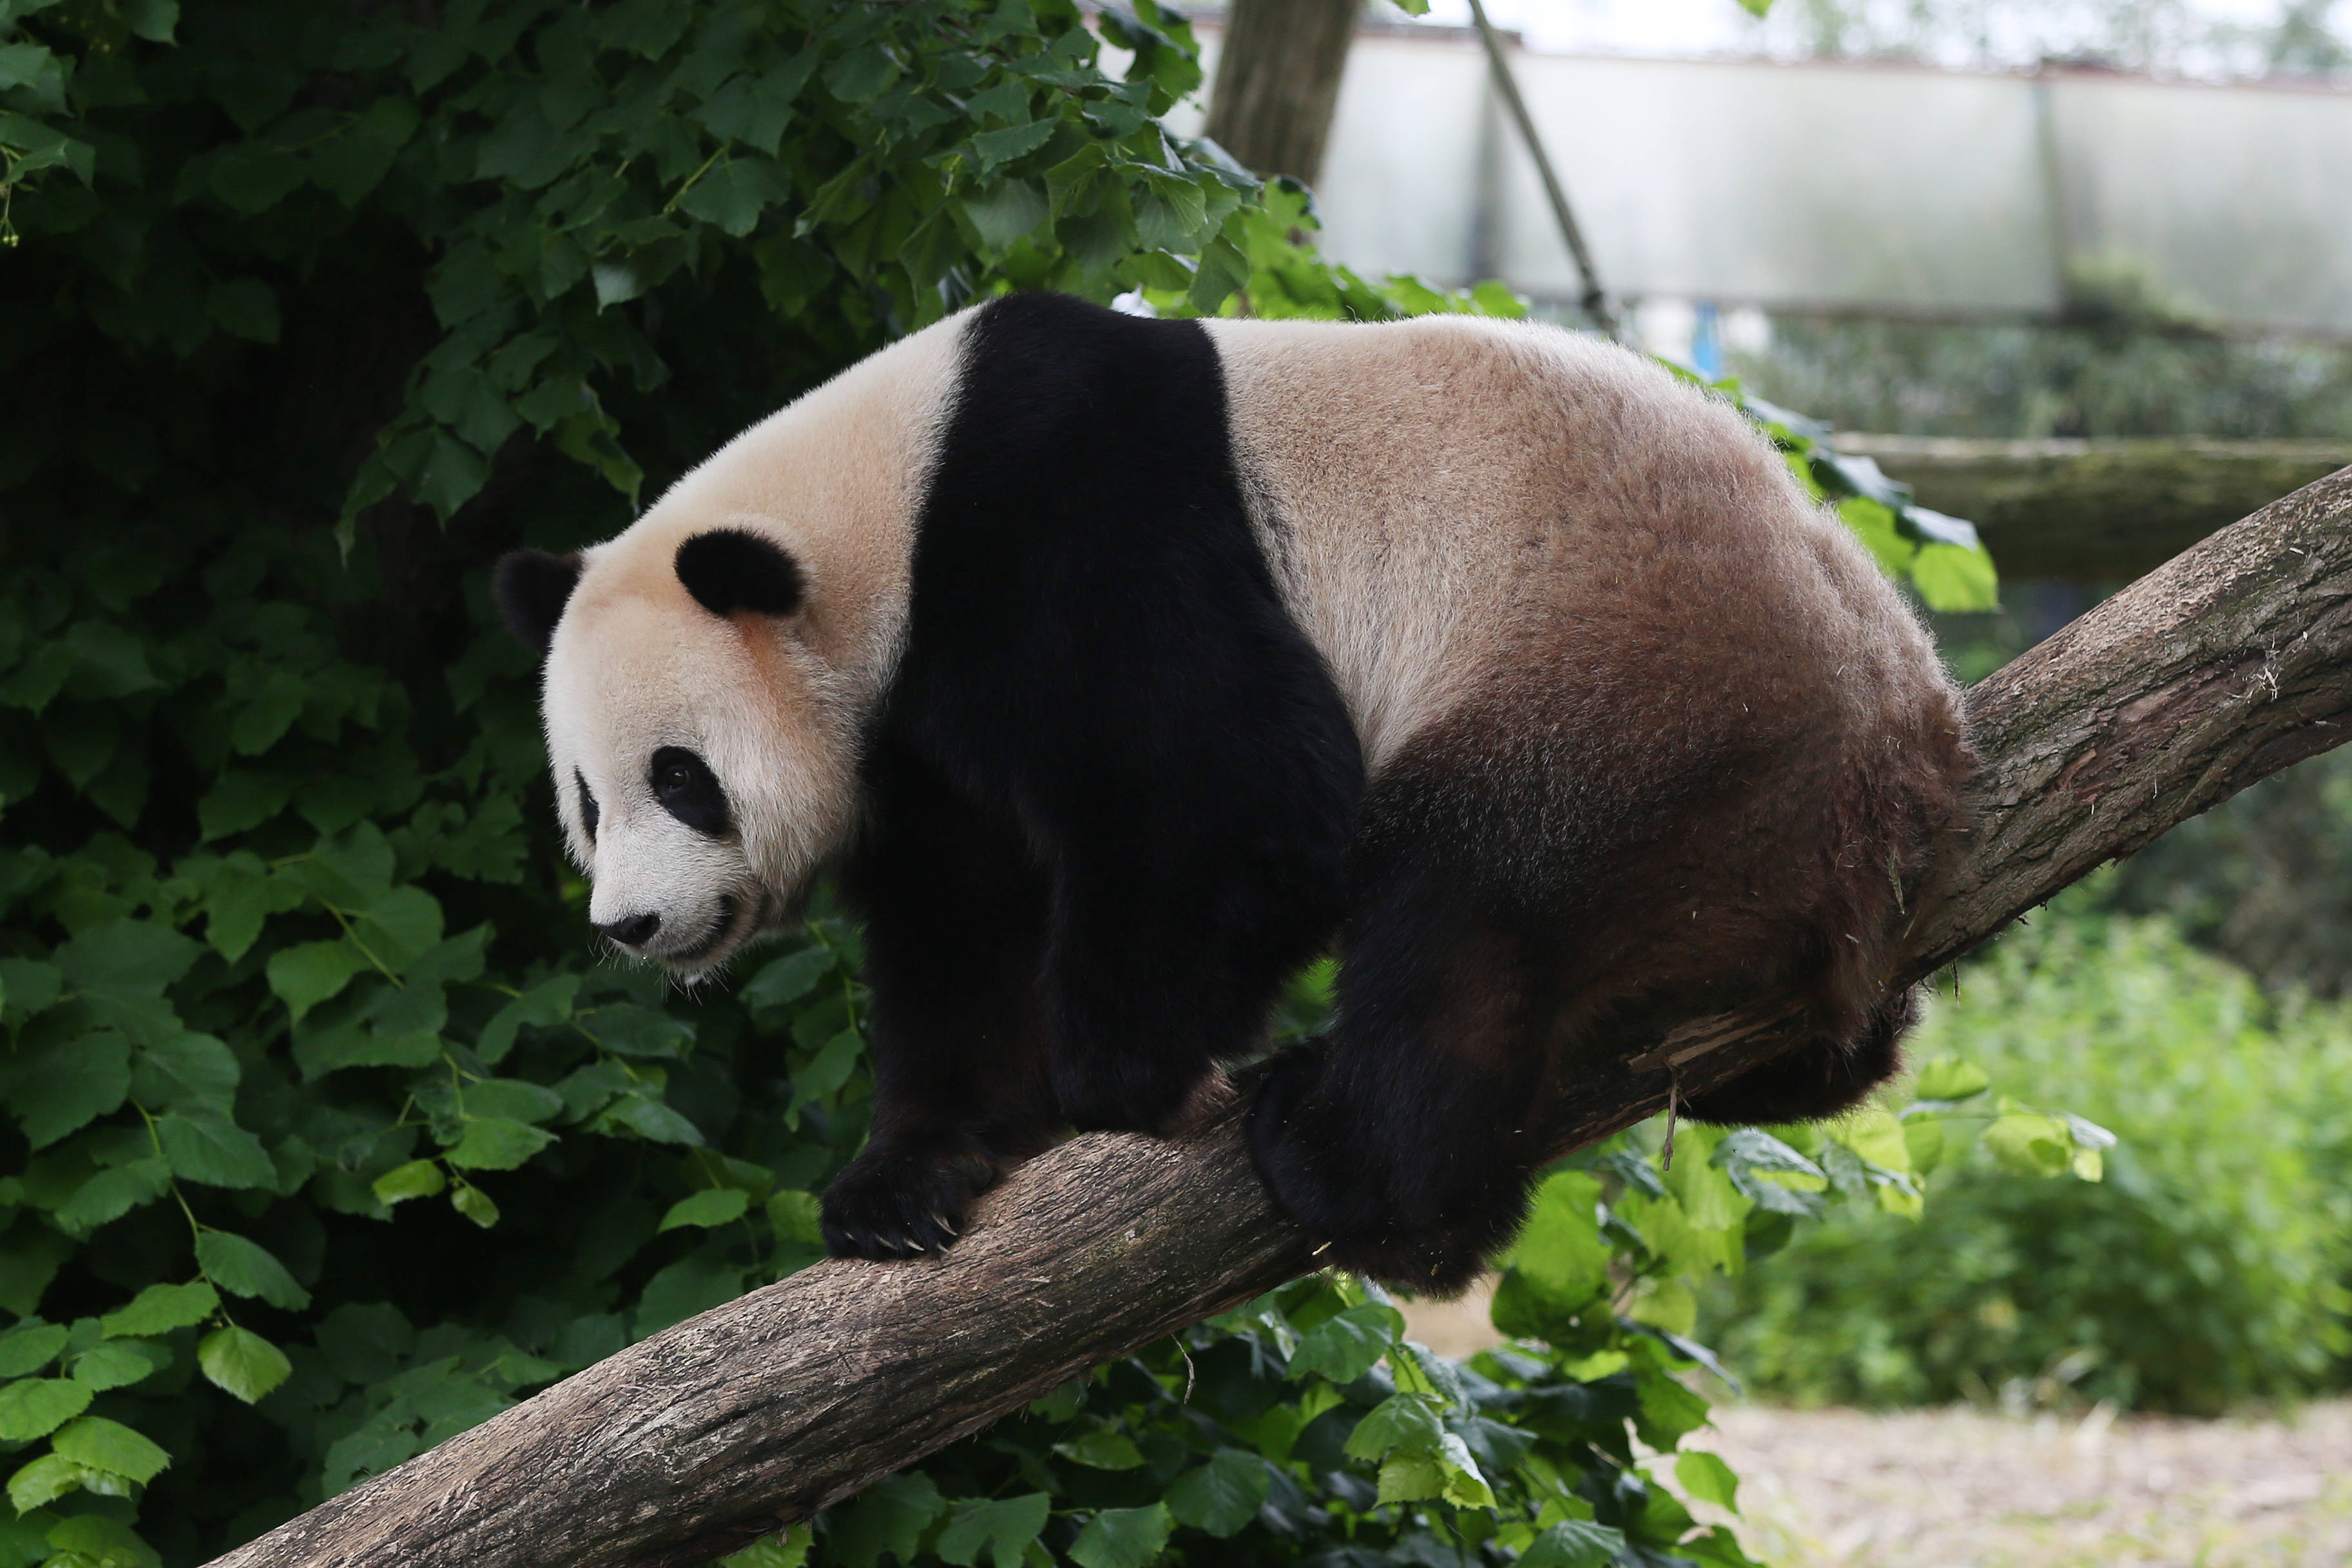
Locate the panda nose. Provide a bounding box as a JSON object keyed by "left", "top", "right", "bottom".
{"left": 597, "top": 912, "right": 662, "bottom": 948}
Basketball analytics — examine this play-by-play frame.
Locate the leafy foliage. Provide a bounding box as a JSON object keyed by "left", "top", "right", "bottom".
{"left": 1707, "top": 892, "right": 2352, "bottom": 1416}
{"left": 0, "top": 0, "right": 2017, "bottom": 1562}
{"left": 2103, "top": 746, "right": 2352, "bottom": 999}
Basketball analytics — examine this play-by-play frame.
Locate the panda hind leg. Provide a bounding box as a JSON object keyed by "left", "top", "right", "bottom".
{"left": 1678, "top": 987, "right": 1916, "bottom": 1126}
{"left": 1247, "top": 899, "right": 1545, "bottom": 1297}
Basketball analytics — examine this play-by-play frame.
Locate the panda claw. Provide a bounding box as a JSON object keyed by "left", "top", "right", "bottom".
{"left": 821, "top": 1142, "right": 995, "bottom": 1261}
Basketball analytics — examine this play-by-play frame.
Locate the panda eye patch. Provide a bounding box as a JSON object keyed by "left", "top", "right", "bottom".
{"left": 575, "top": 770, "right": 599, "bottom": 843}
{"left": 649, "top": 746, "right": 730, "bottom": 837}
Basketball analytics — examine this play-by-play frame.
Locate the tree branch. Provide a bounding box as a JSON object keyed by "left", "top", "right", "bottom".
{"left": 208, "top": 467, "right": 2352, "bottom": 1568}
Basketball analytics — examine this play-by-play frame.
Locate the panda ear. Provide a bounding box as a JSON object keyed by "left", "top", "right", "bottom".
{"left": 494, "top": 550, "right": 583, "bottom": 658}
{"left": 675, "top": 530, "right": 804, "bottom": 619}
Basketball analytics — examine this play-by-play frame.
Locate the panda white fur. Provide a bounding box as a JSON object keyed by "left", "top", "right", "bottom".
{"left": 496, "top": 292, "right": 1969, "bottom": 1292}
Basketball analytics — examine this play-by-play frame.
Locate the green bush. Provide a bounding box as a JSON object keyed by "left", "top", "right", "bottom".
{"left": 1707, "top": 893, "right": 2352, "bottom": 1415}
{"left": 2104, "top": 747, "right": 2352, "bottom": 1000}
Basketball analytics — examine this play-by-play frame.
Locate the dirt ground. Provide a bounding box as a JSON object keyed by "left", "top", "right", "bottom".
{"left": 1397, "top": 1293, "right": 2352, "bottom": 1567}
{"left": 1697, "top": 1401, "right": 2352, "bottom": 1568}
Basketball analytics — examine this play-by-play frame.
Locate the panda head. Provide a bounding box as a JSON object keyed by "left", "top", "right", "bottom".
{"left": 494, "top": 520, "right": 862, "bottom": 982}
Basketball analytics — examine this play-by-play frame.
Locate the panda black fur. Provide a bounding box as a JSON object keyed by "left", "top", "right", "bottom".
{"left": 495, "top": 292, "right": 1971, "bottom": 1294}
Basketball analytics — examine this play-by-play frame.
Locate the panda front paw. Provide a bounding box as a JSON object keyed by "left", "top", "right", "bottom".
{"left": 820, "top": 1141, "right": 1000, "bottom": 1260}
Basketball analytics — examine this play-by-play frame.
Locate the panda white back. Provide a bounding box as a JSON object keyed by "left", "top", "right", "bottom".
{"left": 1203, "top": 313, "right": 1936, "bottom": 779}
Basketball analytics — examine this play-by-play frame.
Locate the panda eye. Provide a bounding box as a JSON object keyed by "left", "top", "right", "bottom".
{"left": 648, "top": 746, "right": 730, "bottom": 837}
{"left": 575, "top": 770, "right": 599, "bottom": 843}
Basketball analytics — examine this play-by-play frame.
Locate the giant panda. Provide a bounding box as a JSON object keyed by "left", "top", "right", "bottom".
{"left": 494, "top": 292, "right": 1970, "bottom": 1293}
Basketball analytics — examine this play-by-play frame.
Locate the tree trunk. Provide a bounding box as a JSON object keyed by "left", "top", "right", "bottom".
{"left": 1838, "top": 434, "right": 2352, "bottom": 581}
{"left": 207, "top": 466, "right": 2352, "bottom": 1568}
{"left": 1202, "top": 0, "right": 1361, "bottom": 184}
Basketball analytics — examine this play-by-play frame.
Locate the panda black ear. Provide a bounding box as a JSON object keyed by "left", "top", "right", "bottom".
{"left": 675, "top": 529, "right": 804, "bottom": 620}
{"left": 494, "top": 550, "right": 583, "bottom": 658}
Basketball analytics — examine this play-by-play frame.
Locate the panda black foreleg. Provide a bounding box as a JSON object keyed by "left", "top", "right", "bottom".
{"left": 1248, "top": 880, "right": 1548, "bottom": 1296}
{"left": 1042, "top": 859, "right": 1327, "bottom": 1137}
{"left": 824, "top": 766, "right": 1058, "bottom": 1259}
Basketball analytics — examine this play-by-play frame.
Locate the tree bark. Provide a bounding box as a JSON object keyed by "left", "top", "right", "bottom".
{"left": 207, "top": 465, "right": 2352, "bottom": 1568}
{"left": 1202, "top": 0, "right": 1361, "bottom": 184}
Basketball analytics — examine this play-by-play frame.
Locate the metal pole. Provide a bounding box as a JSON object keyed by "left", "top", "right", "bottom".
{"left": 1465, "top": 0, "right": 1620, "bottom": 339}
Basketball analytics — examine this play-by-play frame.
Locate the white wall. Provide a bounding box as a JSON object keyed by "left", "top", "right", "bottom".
{"left": 1182, "top": 28, "right": 2352, "bottom": 335}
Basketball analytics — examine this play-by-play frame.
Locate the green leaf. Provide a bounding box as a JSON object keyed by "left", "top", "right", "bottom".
{"left": 1051, "top": 1428, "right": 1145, "bottom": 1469}
{"left": 207, "top": 279, "right": 281, "bottom": 344}
{"left": 198, "top": 769, "right": 294, "bottom": 841}
{"left": 823, "top": 43, "right": 900, "bottom": 102}
{"left": 157, "top": 1108, "right": 278, "bottom": 1190}
{"left": 122, "top": 0, "right": 180, "bottom": 42}
{"left": 6, "top": 1452, "right": 84, "bottom": 1514}
{"left": 0, "top": 958, "right": 61, "bottom": 1023}
{"left": 718, "top": 1527, "right": 811, "bottom": 1568}
{"left": 1374, "top": 1450, "right": 1445, "bottom": 1505}
{"left": 679, "top": 158, "right": 790, "bottom": 238}
{"left": 194, "top": 1230, "right": 311, "bottom": 1310}
{"left": 961, "top": 178, "right": 1050, "bottom": 252}
{"left": 451, "top": 1182, "right": 500, "bottom": 1228}
{"left": 1911, "top": 1056, "right": 1991, "bottom": 1102}
{"left": 0, "top": 1323, "right": 68, "bottom": 1378}
{"left": 1676, "top": 1449, "right": 1740, "bottom": 1511}
{"left": 1910, "top": 538, "right": 2000, "bottom": 613}
{"left": 101, "top": 1281, "right": 218, "bottom": 1339}
{"left": 1286, "top": 1301, "right": 1400, "bottom": 1384}
{"left": 659, "top": 1187, "right": 749, "bottom": 1232}
{"left": 312, "top": 95, "right": 420, "bottom": 206}
{"left": 1519, "top": 1519, "right": 1626, "bottom": 1568}
{"left": 594, "top": 1093, "right": 705, "bottom": 1147}
{"left": 131, "top": 1031, "right": 240, "bottom": 1109}
{"left": 209, "top": 142, "right": 305, "bottom": 214}
{"left": 1836, "top": 495, "right": 1913, "bottom": 580}
{"left": 1634, "top": 1362, "right": 1713, "bottom": 1448}
{"left": 970, "top": 119, "right": 1056, "bottom": 175}
{"left": 787, "top": 1029, "right": 863, "bottom": 1114}
{"left": 935, "top": 1493, "right": 1050, "bottom": 1568}
{"left": 579, "top": 1004, "right": 695, "bottom": 1059}
{"left": 443, "top": 1116, "right": 554, "bottom": 1171}
{"left": 198, "top": 1326, "right": 291, "bottom": 1404}
{"left": 475, "top": 975, "right": 579, "bottom": 1064}
{"left": 52, "top": 1158, "right": 171, "bottom": 1232}
{"left": 43, "top": 1516, "right": 162, "bottom": 1568}
{"left": 371, "top": 1159, "right": 446, "bottom": 1206}
{"left": 5, "top": 1034, "right": 130, "bottom": 1149}
{"left": 740, "top": 948, "right": 832, "bottom": 1011}
{"left": 67, "top": 1339, "right": 171, "bottom": 1393}
{"left": 1983, "top": 1105, "right": 2076, "bottom": 1177}
{"left": 1068, "top": 1504, "right": 1171, "bottom": 1568}
{"left": 55, "top": 918, "right": 200, "bottom": 993}
{"left": 767, "top": 1189, "right": 823, "bottom": 1245}
{"left": 1436, "top": 1431, "right": 1496, "bottom": 1507}
{"left": 1166, "top": 1449, "right": 1269, "bottom": 1536}
{"left": 824, "top": 1471, "right": 943, "bottom": 1568}
{"left": 267, "top": 941, "right": 370, "bottom": 1022}
{"left": 1342, "top": 1391, "right": 1444, "bottom": 1462}
{"left": 463, "top": 1078, "right": 567, "bottom": 1124}
{"left": 51, "top": 1415, "right": 171, "bottom": 1484}
{"left": 351, "top": 885, "right": 444, "bottom": 970}
{"left": 0, "top": 1379, "right": 92, "bottom": 1441}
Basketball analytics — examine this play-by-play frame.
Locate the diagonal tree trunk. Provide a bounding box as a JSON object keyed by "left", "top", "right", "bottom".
{"left": 1202, "top": 0, "right": 1362, "bottom": 184}
{"left": 208, "top": 467, "right": 2352, "bottom": 1568}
